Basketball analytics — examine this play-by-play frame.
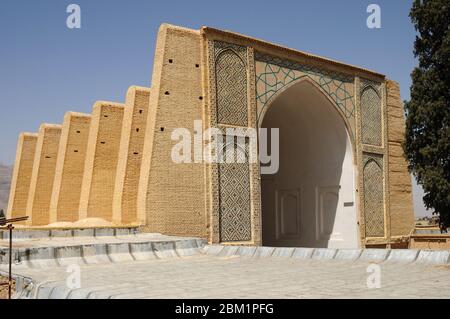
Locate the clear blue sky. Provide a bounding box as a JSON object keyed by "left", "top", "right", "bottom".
{"left": 0, "top": 0, "right": 429, "bottom": 216}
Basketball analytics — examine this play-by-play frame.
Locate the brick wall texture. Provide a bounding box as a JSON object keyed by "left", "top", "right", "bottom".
{"left": 139, "top": 25, "right": 207, "bottom": 237}
{"left": 26, "top": 124, "right": 62, "bottom": 226}
{"left": 7, "top": 133, "right": 38, "bottom": 220}
{"left": 386, "top": 80, "right": 415, "bottom": 237}
{"left": 79, "top": 102, "right": 125, "bottom": 221}
{"left": 113, "top": 87, "right": 151, "bottom": 224}
{"left": 50, "top": 112, "right": 91, "bottom": 223}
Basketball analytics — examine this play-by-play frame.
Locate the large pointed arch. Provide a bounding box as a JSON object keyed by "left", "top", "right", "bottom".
{"left": 257, "top": 77, "right": 356, "bottom": 157}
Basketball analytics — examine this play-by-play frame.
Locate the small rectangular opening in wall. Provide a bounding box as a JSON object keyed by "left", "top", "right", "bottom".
{"left": 74, "top": 150, "right": 79, "bottom": 153}
{"left": 100, "top": 141, "right": 106, "bottom": 144}
{"left": 76, "top": 130, "right": 81, "bottom": 133}
{"left": 133, "top": 152, "right": 139, "bottom": 155}
{"left": 104, "top": 115, "right": 108, "bottom": 118}
{"left": 136, "top": 128, "right": 140, "bottom": 132}
{"left": 45, "top": 156, "right": 51, "bottom": 159}
{"left": 344, "top": 202, "right": 354, "bottom": 207}
{"left": 139, "top": 110, "right": 143, "bottom": 114}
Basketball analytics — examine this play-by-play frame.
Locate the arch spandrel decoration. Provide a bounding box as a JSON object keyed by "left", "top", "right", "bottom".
{"left": 363, "top": 154, "right": 385, "bottom": 237}
{"left": 214, "top": 41, "right": 248, "bottom": 127}
{"left": 360, "top": 80, "right": 382, "bottom": 146}
{"left": 255, "top": 52, "right": 356, "bottom": 134}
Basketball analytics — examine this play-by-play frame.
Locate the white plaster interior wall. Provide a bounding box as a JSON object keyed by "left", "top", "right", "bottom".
{"left": 261, "top": 81, "right": 359, "bottom": 248}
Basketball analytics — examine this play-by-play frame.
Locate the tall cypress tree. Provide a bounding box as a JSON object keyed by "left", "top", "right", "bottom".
{"left": 405, "top": 0, "right": 450, "bottom": 230}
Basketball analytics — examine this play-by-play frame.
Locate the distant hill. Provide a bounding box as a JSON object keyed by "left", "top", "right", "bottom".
{"left": 0, "top": 164, "right": 12, "bottom": 212}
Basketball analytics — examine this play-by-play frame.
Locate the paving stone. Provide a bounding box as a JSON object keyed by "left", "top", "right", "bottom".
{"left": 253, "top": 247, "right": 275, "bottom": 258}
{"left": 312, "top": 248, "right": 337, "bottom": 260}
{"left": 26, "top": 247, "right": 58, "bottom": 268}
{"left": 415, "top": 250, "right": 450, "bottom": 264}
{"left": 203, "top": 245, "right": 223, "bottom": 255}
{"left": 82, "top": 244, "right": 111, "bottom": 264}
{"left": 55, "top": 246, "right": 83, "bottom": 266}
{"left": 95, "top": 228, "right": 115, "bottom": 237}
{"left": 129, "top": 242, "right": 157, "bottom": 261}
{"left": 359, "top": 249, "right": 390, "bottom": 262}
{"left": 272, "top": 248, "right": 295, "bottom": 258}
{"left": 175, "top": 239, "right": 201, "bottom": 256}
{"left": 334, "top": 249, "right": 362, "bottom": 261}
{"left": 292, "top": 248, "right": 314, "bottom": 259}
{"left": 386, "top": 249, "right": 419, "bottom": 263}
{"left": 217, "top": 246, "right": 239, "bottom": 257}
{"left": 236, "top": 246, "right": 257, "bottom": 257}
{"left": 51, "top": 230, "right": 73, "bottom": 238}
{"left": 3, "top": 234, "right": 450, "bottom": 299}
{"left": 73, "top": 229, "right": 95, "bottom": 237}
{"left": 6, "top": 253, "right": 450, "bottom": 299}
{"left": 107, "top": 243, "right": 134, "bottom": 262}
{"left": 152, "top": 242, "right": 177, "bottom": 258}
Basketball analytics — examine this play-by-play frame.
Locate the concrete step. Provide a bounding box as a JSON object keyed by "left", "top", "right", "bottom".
{"left": 203, "top": 245, "right": 450, "bottom": 265}
{"left": 0, "top": 234, "right": 207, "bottom": 268}
{"left": 0, "top": 227, "right": 139, "bottom": 240}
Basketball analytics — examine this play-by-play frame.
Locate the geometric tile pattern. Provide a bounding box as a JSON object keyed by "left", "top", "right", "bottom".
{"left": 363, "top": 154, "right": 385, "bottom": 237}
{"left": 360, "top": 80, "right": 382, "bottom": 146}
{"left": 215, "top": 41, "right": 248, "bottom": 126}
{"left": 218, "top": 138, "right": 252, "bottom": 242}
{"left": 255, "top": 52, "right": 355, "bottom": 121}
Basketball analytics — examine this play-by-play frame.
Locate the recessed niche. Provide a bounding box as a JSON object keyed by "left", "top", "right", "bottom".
{"left": 139, "top": 110, "right": 143, "bottom": 114}
{"left": 169, "top": 59, "right": 173, "bottom": 63}
{"left": 104, "top": 115, "right": 108, "bottom": 118}
{"left": 136, "top": 128, "right": 140, "bottom": 132}
{"left": 165, "top": 91, "right": 170, "bottom": 95}
{"left": 199, "top": 96, "right": 203, "bottom": 100}
{"left": 45, "top": 156, "right": 51, "bottom": 159}
{"left": 74, "top": 150, "right": 79, "bottom": 153}
{"left": 160, "top": 127, "right": 165, "bottom": 132}
{"left": 133, "top": 152, "right": 139, "bottom": 155}
{"left": 195, "top": 64, "right": 200, "bottom": 68}
{"left": 100, "top": 141, "right": 106, "bottom": 144}
{"left": 76, "top": 130, "right": 81, "bottom": 133}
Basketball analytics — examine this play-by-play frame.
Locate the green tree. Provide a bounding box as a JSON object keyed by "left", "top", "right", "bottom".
{"left": 405, "top": 0, "right": 450, "bottom": 230}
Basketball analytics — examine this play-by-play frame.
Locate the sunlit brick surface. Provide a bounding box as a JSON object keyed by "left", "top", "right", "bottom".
{"left": 79, "top": 103, "right": 125, "bottom": 221}
{"left": 7, "top": 133, "right": 38, "bottom": 220}
{"left": 113, "top": 87, "right": 150, "bottom": 224}
{"left": 26, "top": 124, "right": 62, "bottom": 226}
{"left": 50, "top": 113, "right": 91, "bottom": 223}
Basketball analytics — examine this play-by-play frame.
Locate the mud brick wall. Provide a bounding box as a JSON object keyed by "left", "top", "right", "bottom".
{"left": 49, "top": 112, "right": 91, "bottom": 223}
{"left": 386, "top": 80, "right": 414, "bottom": 237}
{"left": 7, "top": 132, "right": 38, "bottom": 221}
{"left": 79, "top": 102, "right": 125, "bottom": 221}
{"left": 138, "top": 24, "right": 207, "bottom": 237}
{"left": 26, "top": 124, "right": 62, "bottom": 226}
{"left": 113, "top": 86, "right": 151, "bottom": 224}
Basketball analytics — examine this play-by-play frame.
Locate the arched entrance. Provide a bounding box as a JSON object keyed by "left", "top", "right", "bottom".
{"left": 260, "top": 80, "right": 359, "bottom": 248}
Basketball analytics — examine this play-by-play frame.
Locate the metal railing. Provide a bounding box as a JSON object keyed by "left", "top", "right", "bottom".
{"left": 0, "top": 209, "right": 28, "bottom": 300}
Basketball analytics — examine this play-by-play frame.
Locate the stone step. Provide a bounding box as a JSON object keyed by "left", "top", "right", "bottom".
{"left": 0, "top": 235, "right": 207, "bottom": 268}
{"left": 203, "top": 245, "right": 450, "bottom": 265}
{"left": 0, "top": 227, "right": 139, "bottom": 240}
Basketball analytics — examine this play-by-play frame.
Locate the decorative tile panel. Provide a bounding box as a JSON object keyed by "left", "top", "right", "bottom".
{"left": 255, "top": 52, "right": 356, "bottom": 124}
{"left": 218, "top": 138, "right": 252, "bottom": 242}
{"left": 361, "top": 80, "right": 382, "bottom": 146}
{"left": 214, "top": 41, "right": 248, "bottom": 126}
{"left": 363, "top": 153, "right": 385, "bottom": 237}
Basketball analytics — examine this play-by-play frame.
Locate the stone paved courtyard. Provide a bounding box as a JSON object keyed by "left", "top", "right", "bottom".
{"left": 9, "top": 254, "right": 450, "bottom": 299}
